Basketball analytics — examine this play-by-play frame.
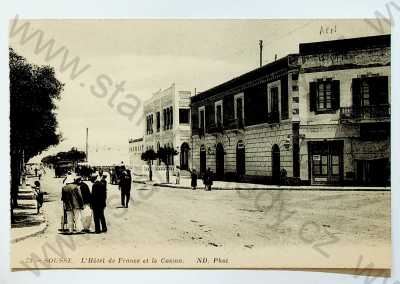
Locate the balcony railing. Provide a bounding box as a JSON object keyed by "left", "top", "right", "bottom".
{"left": 207, "top": 122, "right": 224, "bottom": 134}
{"left": 192, "top": 127, "right": 205, "bottom": 137}
{"left": 340, "top": 105, "right": 390, "bottom": 121}
{"left": 226, "top": 118, "right": 244, "bottom": 130}
{"left": 267, "top": 111, "right": 280, "bottom": 124}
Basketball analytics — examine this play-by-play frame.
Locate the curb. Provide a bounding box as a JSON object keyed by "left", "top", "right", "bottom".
{"left": 133, "top": 180, "right": 390, "bottom": 192}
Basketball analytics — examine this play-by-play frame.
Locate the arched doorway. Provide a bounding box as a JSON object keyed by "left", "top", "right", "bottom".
{"left": 200, "top": 145, "right": 206, "bottom": 175}
{"left": 216, "top": 143, "right": 225, "bottom": 180}
{"left": 236, "top": 140, "right": 245, "bottom": 178}
{"left": 180, "top": 143, "right": 190, "bottom": 170}
{"left": 272, "top": 144, "right": 280, "bottom": 184}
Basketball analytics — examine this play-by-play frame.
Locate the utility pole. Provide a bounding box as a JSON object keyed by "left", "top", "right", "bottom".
{"left": 259, "top": 40, "right": 263, "bottom": 67}
{"left": 85, "top": 128, "right": 89, "bottom": 162}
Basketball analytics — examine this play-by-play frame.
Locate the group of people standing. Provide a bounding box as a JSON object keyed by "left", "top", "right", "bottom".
{"left": 190, "top": 168, "right": 213, "bottom": 191}
{"left": 61, "top": 172, "right": 108, "bottom": 234}
{"left": 60, "top": 168, "right": 133, "bottom": 234}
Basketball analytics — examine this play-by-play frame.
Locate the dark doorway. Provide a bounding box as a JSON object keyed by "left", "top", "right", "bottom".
{"left": 356, "top": 158, "right": 390, "bottom": 186}
{"left": 180, "top": 143, "right": 190, "bottom": 170}
{"left": 216, "top": 143, "right": 225, "bottom": 180}
{"left": 236, "top": 140, "right": 245, "bottom": 178}
{"left": 271, "top": 144, "right": 280, "bottom": 184}
{"left": 200, "top": 145, "right": 206, "bottom": 176}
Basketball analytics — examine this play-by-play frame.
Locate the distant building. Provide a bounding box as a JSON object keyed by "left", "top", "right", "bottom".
{"left": 143, "top": 83, "right": 192, "bottom": 170}
{"left": 190, "top": 35, "right": 390, "bottom": 186}
{"left": 128, "top": 137, "right": 144, "bottom": 173}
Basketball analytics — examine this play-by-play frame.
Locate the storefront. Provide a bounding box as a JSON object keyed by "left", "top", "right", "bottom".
{"left": 308, "top": 140, "right": 344, "bottom": 185}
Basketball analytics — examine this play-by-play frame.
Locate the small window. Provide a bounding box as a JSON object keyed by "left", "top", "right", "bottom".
{"left": 179, "top": 109, "right": 190, "bottom": 124}
{"left": 310, "top": 79, "right": 340, "bottom": 112}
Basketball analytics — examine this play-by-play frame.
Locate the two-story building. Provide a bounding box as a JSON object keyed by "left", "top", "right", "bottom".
{"left": 190, "top": 55, "right": 301, "bottom": 183}
{"left": 298, "top": 35, "right": 390, "bottom": 186}
{"left": 190, "top": 34, "right": 390, "bottom": 186}
{"left": 143, "top": 83, "right": 192, "bottom": 170}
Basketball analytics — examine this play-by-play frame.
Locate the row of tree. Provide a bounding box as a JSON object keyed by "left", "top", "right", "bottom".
{"left": 41, "top": 147, "right": 87, "bottom": 167}
{"left": 141, "top": 146, "right": 178, "bottom": 183}
{"left": 10, "top": 48, "right": 63, "bottom": 223}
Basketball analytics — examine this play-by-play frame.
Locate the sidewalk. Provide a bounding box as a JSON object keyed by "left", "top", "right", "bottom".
{"left": 132, "top": 175, "right": 390, "bottom": 191}
{"left": 11, "top": 177, "right": 48, "bottom": 243}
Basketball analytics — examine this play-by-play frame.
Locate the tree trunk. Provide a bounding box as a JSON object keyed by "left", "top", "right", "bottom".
{"left": 166, "top": 164, "right": 170, "bottom": 184}
{"left": 148, "top": 160, "right": 152, "bottom": 181}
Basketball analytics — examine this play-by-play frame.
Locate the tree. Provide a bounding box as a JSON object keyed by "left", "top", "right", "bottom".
{"left": 41, "top": 148, "right": 86, "bottom": 167}
{"left": 157, "top": 146, "right": 178, "bottom": 184}
{"left": 10, "top": 48, "right": 63, "bottom": 222}
{"left": 141, "top": 149, "right": 157, "bottom": 181}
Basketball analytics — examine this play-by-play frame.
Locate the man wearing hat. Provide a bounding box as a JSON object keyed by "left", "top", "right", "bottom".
{"left": 91, "top": 174, "right": 108, "bottom": 233}
{"left": 61, "top": 175, "right": 84, "bottom": 233}
{"left": 119, "top": 170, "right": 132, "bottom": 208}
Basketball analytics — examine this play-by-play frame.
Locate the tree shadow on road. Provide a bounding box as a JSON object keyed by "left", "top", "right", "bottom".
{"left": 11, "top": 211, "right": 43, "bottom": 228}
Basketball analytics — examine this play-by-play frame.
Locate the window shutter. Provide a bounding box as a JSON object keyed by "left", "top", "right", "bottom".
{"left": 281, "top": 78, "right": 289, "bottom": 120}
{"left": 332, "top": 80, "right": 340, "bottom": 110}
{"left": 352, "top": 78, "right": 361, "bottom": 108}
{"left": 309, "top": 82, "right": 317, "bottom": 112}
{"left": 205, "top": 104, "right": 213, "bottom": 129}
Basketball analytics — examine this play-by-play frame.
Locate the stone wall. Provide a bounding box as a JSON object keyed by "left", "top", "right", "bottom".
{"left": 191, "top": 121, "right": 294, "bottom": 180}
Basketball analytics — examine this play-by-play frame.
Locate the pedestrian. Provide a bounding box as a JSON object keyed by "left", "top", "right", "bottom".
{"left": 190, "top": 168, "right": 197, "bottom": 190}
{"left": 38, "top": 168, "right": 42, "bottom": 180}
{"left": 91, "top": 174, "right": 108, "bottom": 233}
{"left": 61, "top": 178, "right": 84, "bottom": 233}
{"left": 32, "top": 180, "right": 44, "bottom": 214}
{"left": 119, "top": 170, "right": 132, "bottom": 208}
{"left": 175, "top": 166, "right": 180, "bottom": 185}
{"left": 34, "top": 167, "right": 38, "bottom": 177}
{"left": 205, "top": 168, "right": 213, "bottom": 191}
{"left": 75, "top": 177, "right": 92, "bottom": 232}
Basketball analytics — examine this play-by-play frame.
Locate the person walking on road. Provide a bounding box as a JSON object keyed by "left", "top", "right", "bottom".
{"left": 61, "top": 179, "right": 84, "bottom": 233}
{"left": 91, "top": 174, "right": 108, "bottom": 233}
{"left": 204, "top": 168, "right": 213, "bottom": 191}
{"left": 119, "top": 170, "right": 132, "bottom": 208}
{"left": 190, "top": 168, "right": 197, "bottom": 190}
{"left": 32, "top": 180, "right": 44, "bottom": 215}
{"left": 75, "top": 177, "right": 92, "bottom": 232}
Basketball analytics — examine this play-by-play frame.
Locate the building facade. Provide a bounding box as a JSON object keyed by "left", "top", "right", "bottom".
{"left": 298, "top": 35, "right": 390, "bottom": 186}
{"left": 143, "top": 83, "right": 192, "bottom": 170}
{"left": 190, "top": 35, "right": 390, "bottom": 186}
{"left": 190, "top": 55, "right": 301, "bottom": 183}
{"left": 128, "top": 137, "right": 144, "bottom": 173}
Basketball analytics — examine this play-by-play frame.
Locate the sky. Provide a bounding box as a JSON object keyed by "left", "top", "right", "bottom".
{"left": 8, "top": 19, "right": 390, "bottom": 163}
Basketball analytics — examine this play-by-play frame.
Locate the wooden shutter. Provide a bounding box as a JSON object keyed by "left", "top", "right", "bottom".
{"left": 332, "top": 80, "right": 340, "bottom": 110}
{"left": 309, "top": 82, "right": 317, "bottom": 112}
{"left": 281, "top": 77, "right": 289, "bottom": 120}
{"left": 205, "top": 104, "right": 213, "bottom": 129}
{"left": 352, "top": 78, "right": 361, "bottom": 108}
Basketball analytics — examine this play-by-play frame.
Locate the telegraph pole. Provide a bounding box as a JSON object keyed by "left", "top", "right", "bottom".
{"left": 259, "top": 40, "right": 263, "bottom": 67}
{"left": 85, "top": 128, "right": 89, "bottom": 162}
